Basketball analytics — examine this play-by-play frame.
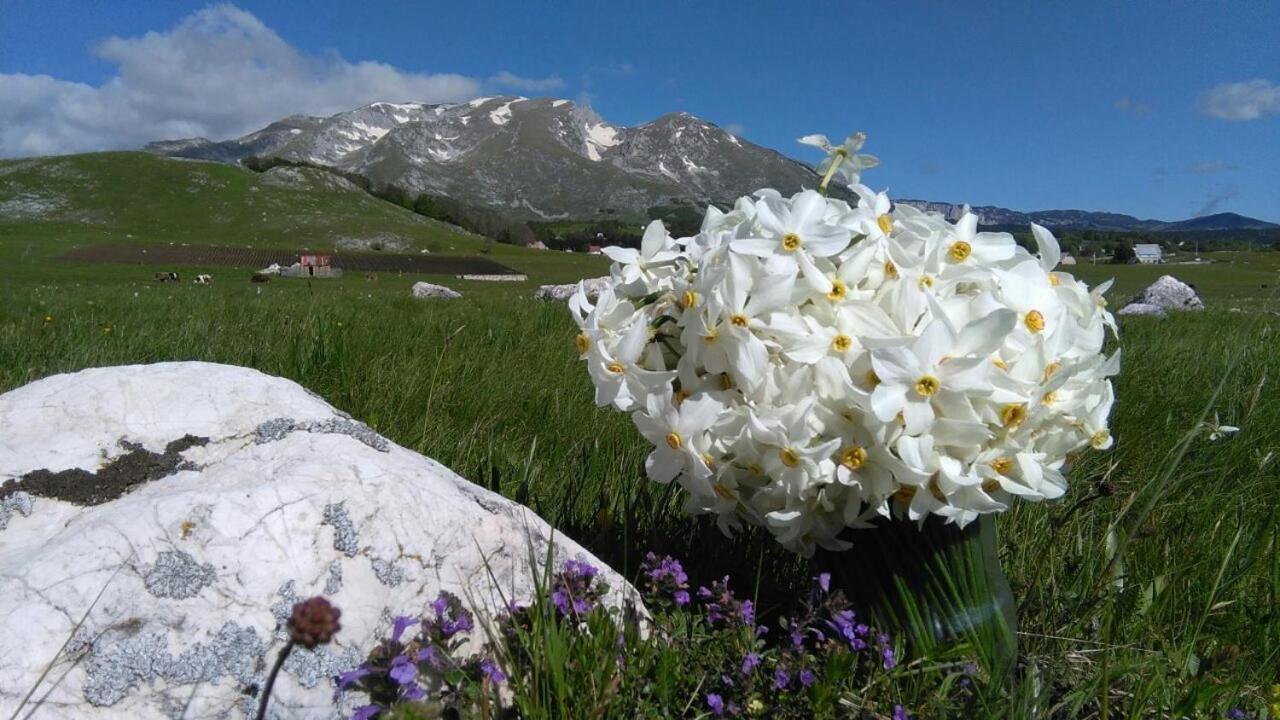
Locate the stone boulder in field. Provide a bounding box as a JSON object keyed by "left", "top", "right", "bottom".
{"left": 1124, "top": 275, "right": 1204, "bottom": 312}
{"left": 0, "top": 362, "right": 635, "bottom": 719}
{"left": 534, "top": 277, "right": 611, "bottom": 302}
{"left": 1116, "top": 302, "right": 1168, "bottom": 318}
{"left": 410, "top": 281, "right": 461, "bottom": 299}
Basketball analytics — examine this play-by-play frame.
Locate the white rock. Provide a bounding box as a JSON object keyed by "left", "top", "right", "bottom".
{"left": 410, "top": 281, "right": 461, "bottom": 299}
{"left": 1117, "top": 302, "right": 1168, "bottom": 318}
{"left": 534, "top": 277, "right": 610, "bottom": 302}
{"left": 1127, "top": 275, "right": 1204, "bottom": 311}
{"left": 0, "top": 362, "right": 634, "bottom": 719}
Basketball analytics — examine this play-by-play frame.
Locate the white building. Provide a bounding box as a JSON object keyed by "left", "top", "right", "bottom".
{"left": 1133, "top": 244, "right": 1163, "bottom": 264}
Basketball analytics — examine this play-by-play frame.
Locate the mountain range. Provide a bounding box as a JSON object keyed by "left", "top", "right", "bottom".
{"left": 146, "top": 96, "right": 1278, "bottom": 233}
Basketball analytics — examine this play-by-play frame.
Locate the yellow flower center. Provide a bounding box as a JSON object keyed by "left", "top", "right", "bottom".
{"left": 893, "top": 485, "right": 917, "bottom": 503}
{"left": 866, "top": 370, "right": 880, "bottom": 388}
{"left": 779, "top": 448, "right": 800, "bottom": 468}
{"left": 834, "top": 148, "right": 849, "bottom": 158}
{"left": 992, "top": 356, "right": 1009, "bottom": 371}
{"left": 876, "top": 214, "right": 894, "bottom": 235}
{"left": 781, "top": 233, "right": 802, "bottom": 252}
{"left": 1043, "top": 361, "right": 1062, "bottom": 382}
{"left": 982, "top": 479, "right": 1001, "bottom": 493}
{"left": 702, "top": 329, "right": 718, "bottom": 343}
{"left": 1024, "top": 310, "right": 1045, "bottom": 333}
{"left": 747, "top": 463, "right": 764, "bottom": 476}
{"left": 680, "top": 289, "right": 698, "bottom": 308}
{"left": 665, "top": 431, "right": 683, "bottom": 449}
{"left": 606, "top": 361, "right": 626, "bottom": 375}
{"left": 840, "top": 409, "right": 857, "bottom": 422}
{"left": 991, "top": 457, "right": 1014, "bottom": 475}
{"left": 1001, "top": 403, "right": 1028, "bottom": 428}
{"left": 831, "top": 334, "right": 853, "bottom": 353}
{"left": 918, "top": 275, "right": 934, "bottom": 290}
{"left": 574, "top": 333, "right": 590, "bottom": 354}
{"left": 883, "top": 260, "right": 898, "bottom": 279}
{"left": 1048, "top": 274, "right": 1060, "bottom": 287}
{"left": 674, "top": 388, "right": 690, "bottom": 405}
{"left": 729, "top": 313, "right": 750, "bottom": 328}
{"left": 713, "top": 482, "right": 734, "bottom": 499}
{"left": 914, "top": 375, "right": 941, "bottom": 397}
{"left": 840, "top": 446, "right": 867, "bottom": 471}
{"left": 826, "top": 280, "right": 847, "bottom": 301}
{"left": 719, "top": 373, "right": 734, "bottom": 391}
{"left": 1041, "top": 391, "right": 1058, "bottom": 405}
{"left": 1090, "top": 430, "right": 1111, "bottom": 449}
{"left": 702, "top": 453, "right": 717, "bottom": 470}
{"left": 949, "top": 241, "right": 972, "bottom": 262}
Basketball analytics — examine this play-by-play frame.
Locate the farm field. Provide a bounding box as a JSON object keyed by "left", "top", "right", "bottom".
{"left": 2, "top": 153, "right": 1279, "bottom": 716}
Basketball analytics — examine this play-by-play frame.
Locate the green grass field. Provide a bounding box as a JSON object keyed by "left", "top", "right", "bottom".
{"left": 2, "top": 154, "right": 1278, "bottom": 717}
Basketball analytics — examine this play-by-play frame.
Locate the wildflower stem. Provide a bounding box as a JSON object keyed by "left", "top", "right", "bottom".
{"left": 255, "top": 640, "right": 294, "bottom": 720}
{"left": 817, "top": 157, "right": 843, "bottom": 197}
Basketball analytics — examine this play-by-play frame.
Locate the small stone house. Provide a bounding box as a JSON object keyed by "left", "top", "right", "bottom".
{"left": 1133, "top": 244, "right": 1163, "bottom": 264}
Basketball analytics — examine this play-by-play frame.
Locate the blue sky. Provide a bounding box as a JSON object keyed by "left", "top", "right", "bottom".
{"left": 2, "top": 0, "right": 1277, "bottom": 221}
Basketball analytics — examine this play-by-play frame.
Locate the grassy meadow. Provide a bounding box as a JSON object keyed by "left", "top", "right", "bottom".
{"left": 2, "top": 154, "right": 1278, "bottom": 716}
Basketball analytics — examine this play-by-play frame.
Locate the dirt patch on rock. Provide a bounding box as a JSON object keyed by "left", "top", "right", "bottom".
{"left": 0, "top": 435, "right": 208, "bottom": 506}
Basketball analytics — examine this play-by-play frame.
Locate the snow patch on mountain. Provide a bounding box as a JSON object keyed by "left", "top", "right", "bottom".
{"left": 584, "top": 122, "right": 620, "bottom": 162}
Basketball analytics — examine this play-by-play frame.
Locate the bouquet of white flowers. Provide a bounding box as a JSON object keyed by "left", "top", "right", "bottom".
{"left": 571, "top": 134, "right": 1118, "bottom": 559}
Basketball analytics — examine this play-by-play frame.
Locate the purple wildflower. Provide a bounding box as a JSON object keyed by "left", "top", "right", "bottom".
{"left": 674, "top": 589, "right": 690, "bottom": 606}
{"left": 390, "top": 616, "right": 418, "bottom": 643}
{"left": 740, "top": 599, "right": 755, "bottom": 627}
{"left": 799, "top": 668, "right": 816, "bottom": 687}
{"left": 550, "top": 559, "right": 607, "bottom": 618}
{"left": 351, "top": 705, "right": 381, "bottom": 720}
{"left": 480, "top": 658, "right": 507, "bottom": 684}
{"left": 336, "top": 666, "right": 370, "bottom": 693}
{"left": 387, "top": 655, "right": 416, "bottom": 685}
{"left": 706, "top": 693, "right": 725, "bottom": 717}
{"left": 817, "top": 573, "right": 831, "bottom": 593}
{"left": 640, "top": 553, "right": 691, "bottom": 606}
{"left": 893, "top": 704, "right": 910, "bottom": 720}
{"left": 400, "top": 681, "right": 426, "bottom": 701}
{"left": 1225, "top": 710, "right": 1247, "bottom": 720}
{"left": 877, "top": 633, "right": 897, "bottom": 670}
{"left": 741, "top": 652, "right": 761, "bottom": 675}
{"left": 774, "top": 667, "right": 791, "bottom": 690}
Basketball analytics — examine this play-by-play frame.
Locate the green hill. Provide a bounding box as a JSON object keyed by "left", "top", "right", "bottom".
{"left": 0, "top": 151, "right": 607, "bottom": 286}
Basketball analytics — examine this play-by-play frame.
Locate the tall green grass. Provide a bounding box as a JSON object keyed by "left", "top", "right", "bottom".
{"left": 1, "top": 272, "right": 1277, "bottom": 716}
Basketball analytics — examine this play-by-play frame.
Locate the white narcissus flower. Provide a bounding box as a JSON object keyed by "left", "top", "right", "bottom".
{"left": 570, "top": 133, "right": 1118, "bottom": 556}
{"left": 798, "top": 132, "right": 880, "bottom": 186}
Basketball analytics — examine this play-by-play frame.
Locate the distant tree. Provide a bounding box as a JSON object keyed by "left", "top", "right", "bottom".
{"left": 1110, "top": 242, "right": 1136, "bottom": 264}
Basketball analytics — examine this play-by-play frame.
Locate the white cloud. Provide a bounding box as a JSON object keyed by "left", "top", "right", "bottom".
{"left": 488, "top": 71, "right": 564, "bottom": 93}
{"left": 0, "top": 4, "right": 565, "bottom": 157}
{"left": 1198, "top": 79, "right": 1280, "bottom": 121}
{"left": 723, "top": 123, "right": 746, "bottom": 137}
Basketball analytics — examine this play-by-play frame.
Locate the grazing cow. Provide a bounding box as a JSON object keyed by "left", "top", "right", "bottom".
{"left": 194, "top": 274, "right": 212, "bottom": 284}
{"left": 250, "top": 273, "right": 272, "bottom": 284}
{"left": 154, "top": 272, "right": 179, "bottom": 283}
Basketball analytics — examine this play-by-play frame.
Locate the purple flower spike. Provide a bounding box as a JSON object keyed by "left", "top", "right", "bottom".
{"left": 400, "top": 681, "right": 426, "bottom": 701}
{"left": 818, "top": 573, "right": 831, "bottom": 592}
{"left": 774, "top": 667, "right": 791, "bottom": 690}
{"left": 674, "top": 589, "right": 690, "bottom": 606}
{"left": 388, "top": 655, "right": 416, "bottom": 685}
{"left": 352, "top": 705, "right": 381, "bottom": 720}
{"left": 706, "top": 693, "right": 725, "bottom": 717}
{"left": 390, "top": 615, "right": 418, "bottom": 643}
{"left": 893, "top": 704, "right": 910, "bottom": 720}
{"left": 336, "top": 666, "right": 370, "bottom": 692}
{"left": 480, "top": 658, "right": 507, "bottom": 684}
{"left": 741, "top": 652, "right": 761, "bottom": 675}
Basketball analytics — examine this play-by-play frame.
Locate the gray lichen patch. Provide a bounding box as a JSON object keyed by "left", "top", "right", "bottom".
{"left": 82, "top": 621, "right": 265, "bottom": 707}
{"left": 0, "top": 491, "right": 33, "bottom": 530}
{"left": 324, "top": 561, "right": 343, "bottom": 595}
{"left": 321, "top": 503, "right": 359, "bottom": 557}
{"left": 144, "top": 550, "right": 217, "bottom": 599}
{"left": 270, "top": 580, "right": 300, "bottom": 641}
{"left": 284, "top": 645, "right": 360, "bottom": 689}
{"left": 0, "top": 435, "right": 209, "bottom": 507}
{"left": 370, "top": 558, "right": 405, "bottom": 587}
{"left": 253, "top": 416, "right": 389, "bottom": 452}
